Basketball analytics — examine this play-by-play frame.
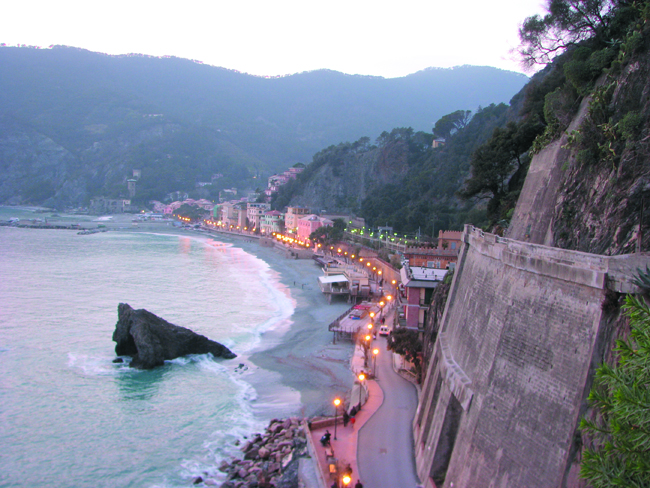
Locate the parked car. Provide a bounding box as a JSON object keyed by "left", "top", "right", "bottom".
{"left": 349, "top": 309, "right": 368, "bottom": 320}
{"left": 379, "top": 325, "right": 390, "bottom": 336}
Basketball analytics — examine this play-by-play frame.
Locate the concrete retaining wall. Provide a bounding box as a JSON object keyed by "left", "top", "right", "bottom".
{"left": 413, "top": 225, "right": 650, "bottom": 488}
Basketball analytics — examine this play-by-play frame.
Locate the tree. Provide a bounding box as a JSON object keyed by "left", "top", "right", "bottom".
{"left": 387, "top": 328, "right": 423, "bottom": 380}
{"left": 433, "top": 110, "right": 472, "bottom": 139}
{"left": 173, "top": 203, "right": 208, "bottom": 222}
{"left": 458, "top": 121, "right": 541, "bottom": 221}
{"left": 519, "top": 0, "right": 617, "bottom": 67}
{"left": 579, "top": 293, "right": 650, "bottom": 487}
{"left": 309, "top": 222, "right": 344, "bottom": 245}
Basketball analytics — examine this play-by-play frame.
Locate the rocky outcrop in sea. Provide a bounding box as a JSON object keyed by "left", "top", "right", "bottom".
{"left": 112, "top": 303, "right": 236, "bottom": 369}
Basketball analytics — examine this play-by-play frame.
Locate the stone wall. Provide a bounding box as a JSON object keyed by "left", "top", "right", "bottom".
{"left": 413, "top": 225, "right": 650, "bottom": 488}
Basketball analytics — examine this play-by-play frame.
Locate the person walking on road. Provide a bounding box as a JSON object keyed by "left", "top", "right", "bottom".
{"left": 355, "top": 480, "right": 364, "bottom": 488}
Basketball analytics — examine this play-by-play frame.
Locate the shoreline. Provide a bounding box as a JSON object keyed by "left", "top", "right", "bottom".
{"left": 114, "top": 219, "right": 357, "bottom": 419}
{"left": 214, "top": 232, "right": 356, "bottom": 418}
{"left": 0, "top": 210, "right": 358, "bottom": 416}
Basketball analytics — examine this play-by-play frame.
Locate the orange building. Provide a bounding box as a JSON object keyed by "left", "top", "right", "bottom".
{"left": 437, "top": 230, "right": 462, "bottom": 251}
{"left": 403, "top": 230, "right": 463, "bottom": 269}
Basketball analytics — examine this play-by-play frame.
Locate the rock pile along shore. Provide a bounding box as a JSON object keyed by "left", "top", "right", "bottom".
{"left": 205, "top": 417, "right": 308, "bottom": 488}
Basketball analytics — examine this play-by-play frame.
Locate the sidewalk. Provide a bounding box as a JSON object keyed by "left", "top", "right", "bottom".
{"left": 307, "top": 303, "right": 397, "bottom": 487}
{"left": 308, "top": 375, "right": 384, "bottom": 487}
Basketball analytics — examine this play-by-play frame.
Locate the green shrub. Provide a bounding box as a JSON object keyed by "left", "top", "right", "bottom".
{"left": 588, "top": 48, "right": 617, "bottom": 75}
{"left": 617, "top": 111, "right": 643, "bottom": 140}
{"left": 564, "top": 51, "right": 594, "bottom": 94}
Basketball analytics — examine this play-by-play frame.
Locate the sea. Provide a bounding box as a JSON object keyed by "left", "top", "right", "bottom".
{"left": 0, "top": 208, "right": 301, "bottom": 488}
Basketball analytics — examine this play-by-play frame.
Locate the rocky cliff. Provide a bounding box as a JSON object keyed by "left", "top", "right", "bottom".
{"left": 508, "top": 38, "right": 650, "bottom": 255}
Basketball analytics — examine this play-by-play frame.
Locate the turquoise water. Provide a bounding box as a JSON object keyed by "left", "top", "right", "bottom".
{"left": 0, "top": 211, "right": 299, "bottom": 487}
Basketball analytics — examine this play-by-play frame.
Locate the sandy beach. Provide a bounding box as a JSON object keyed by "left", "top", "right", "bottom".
{"left": 221, "top": 235, "right": 356, "bottom": 418}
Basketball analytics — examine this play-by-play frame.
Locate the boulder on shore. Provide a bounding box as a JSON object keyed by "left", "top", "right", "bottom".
{"left": 112, "top": 303, "right": 236, "bottom": 369}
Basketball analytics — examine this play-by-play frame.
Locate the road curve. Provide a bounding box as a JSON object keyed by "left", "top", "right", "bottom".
{"left": 357, "top": 335, "right": 421, "bottom": 488}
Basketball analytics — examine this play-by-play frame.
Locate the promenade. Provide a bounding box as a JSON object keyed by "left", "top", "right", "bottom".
{"left": 307, "top": 304, "right": 421, "bottom": 488}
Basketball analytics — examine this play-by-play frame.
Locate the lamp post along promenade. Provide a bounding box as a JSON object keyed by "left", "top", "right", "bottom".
{"left": 357, "top": 373, "right": 365, "bottom": 411}
{"left": 333, "top": 397, "right": 341, "bottom": 440}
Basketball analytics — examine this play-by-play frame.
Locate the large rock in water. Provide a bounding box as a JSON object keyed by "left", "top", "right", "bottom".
{"left": 112, "top": 303, "right": 236, "bottom": 369}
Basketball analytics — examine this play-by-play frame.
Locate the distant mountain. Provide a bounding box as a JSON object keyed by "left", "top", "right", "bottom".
{"left": 0, "top": 46, "right": 528, "bottom": 208}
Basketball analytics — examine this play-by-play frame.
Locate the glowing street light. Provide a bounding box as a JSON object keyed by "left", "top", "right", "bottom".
{"left": 333, "top": 397, "right": 341, "bottom": 439}
{"left": 373, "top": 348, "right": 379, "bottom": 377}
{"left": 357, "top": 373, "right": 366, "bottom": 410}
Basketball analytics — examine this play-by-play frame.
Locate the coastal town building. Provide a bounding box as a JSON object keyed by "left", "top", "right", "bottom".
{"left": 403, "top": 247, "right": 458, "bottom": 269}
{"left": 260, "top": 210, "right": 284, "bottom": 234}
{"left": 193, "top": 199, "right": 215, "bottom": 211}
{"left": 247, "top": 202, "right": 271, "bottom": 230}
{"left": 284, "top": 206, "right": 310, "bottom": 233}
{"left": 401, "top": 230, "right": 462, "bottom": 269}
{"left": 89, "top": 197, "right": 131, "bottom": 214}
{"left": 127, "top": 179, "right": 137, "bottom": 198}
{"left": 321, "top": 213, "right": 353, "bottom": 225}
{"left": 432, "top": 137, "right": 446, "bottom": 148}
{"left": 297, "top": 214, "right": 333, "bottom": 242}
{"left": 219, "top": 188, "right": 237, "bottom": 202}
{"left": 437, "top": 230, "right": 462, "bottom": 251}
{"left": 399, "top": 262, "right": 446, "bottom": 330}
{"left": 219, "top": 202, "right": 246, "bottom": 229}
{"left": 263, "top": 165, "right": 305, "bottom": 201}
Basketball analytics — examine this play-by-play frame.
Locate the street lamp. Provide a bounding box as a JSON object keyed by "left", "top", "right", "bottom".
{"left": 373, "top": 348, "right": 379, "bottom": 377}
{"left": 357, "top": 373, "right": 366, "bottom": 410}
{"left": 342, "top": 474, "right": 352, "bottom": 486}
{"left": 333, "top": 397, "right": 341, "bottom": 440}
{"left": 363, "top": 334, "right": 371, "bottom": 367}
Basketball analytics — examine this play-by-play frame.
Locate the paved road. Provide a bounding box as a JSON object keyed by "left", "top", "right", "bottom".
{"left": 357, "top": 335, "right": 421, "bottom": 488}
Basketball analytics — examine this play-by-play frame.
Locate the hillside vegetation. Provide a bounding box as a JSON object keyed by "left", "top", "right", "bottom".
{"left": 272, "top": 103, "right": 516, "bottom": 234}
{"left": 277, "top": 0, "right": 650, "bottom": 247}
{"left": 506, "top": 0, "right": 650, "bottom": 256}
{"left": 0, "top": 46, "right": 527, "bottom": 208}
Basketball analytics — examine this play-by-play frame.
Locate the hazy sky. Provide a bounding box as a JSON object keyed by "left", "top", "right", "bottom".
{"left": 2, "top": 0, "right": 547, "bottom": 78}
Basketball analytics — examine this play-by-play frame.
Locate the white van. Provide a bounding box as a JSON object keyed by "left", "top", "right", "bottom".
{"left": 379, "top": 325, "right": 390, "bottom": 336}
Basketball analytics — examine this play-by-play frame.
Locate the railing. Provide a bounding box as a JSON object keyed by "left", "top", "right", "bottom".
{"left": 327, "top": 305, "right": 357, "bottom": 331}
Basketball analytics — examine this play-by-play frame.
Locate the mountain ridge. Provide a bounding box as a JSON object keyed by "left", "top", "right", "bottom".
{"left": 0, "top": 45, "right": 528, "bottom": 208}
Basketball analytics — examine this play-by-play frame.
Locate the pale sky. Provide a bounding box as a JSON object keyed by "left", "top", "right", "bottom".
{"left": 2, "top": 0, "right": 547, "bottom": 78}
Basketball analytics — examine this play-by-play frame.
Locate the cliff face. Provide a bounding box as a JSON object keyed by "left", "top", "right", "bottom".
{"left": 287, "top": 139, "right": 412, "bottom": 213}
{"left": 508, "top": 45, "right": 650, "bottom": 255}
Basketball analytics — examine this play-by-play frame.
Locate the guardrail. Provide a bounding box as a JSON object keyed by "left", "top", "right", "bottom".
{"left": 327, "top": 305, "right": 357, "bottom": 331}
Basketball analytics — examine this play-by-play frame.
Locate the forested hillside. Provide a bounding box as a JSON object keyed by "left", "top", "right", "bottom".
{"left": 506, "top": 0, "right": 650, "bottom": 257}
{"left": 0, "top": 46, "right": 527, "bottom": 208}
{"left": 272, "top": 104, "right": 518, "bottom": 234}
